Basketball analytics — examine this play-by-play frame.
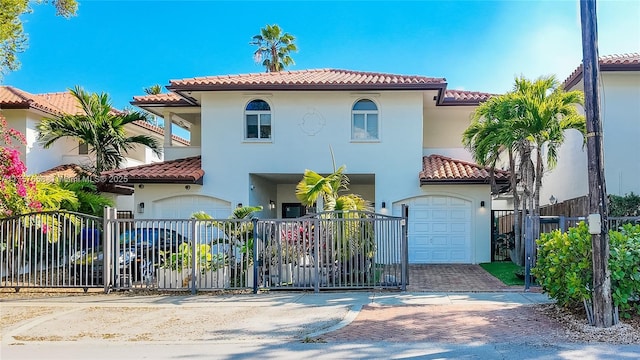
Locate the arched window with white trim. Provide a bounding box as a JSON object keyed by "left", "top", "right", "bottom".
{"left": 351, "top": 99, "right": 378, "bottom": 140}
{"left": 245, "top": 99, "right": 271, "bottom": 140}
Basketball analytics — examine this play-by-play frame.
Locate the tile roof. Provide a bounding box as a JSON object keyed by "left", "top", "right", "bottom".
{"left": 37, "top": 164, "right": 91, "bottom": 181}
{"left": 442, "top": 90, "right": 494, "bottom": 105}
{"left": 420, "top": 155, "right": 509, "bottom": 184}
{"left": 0, "top": 86, "right": 66, "bottom": 114}
{"left": 0, "top": 86, "right": 189, "bottom": 144}
{"left": 131, "top": 92, "right": 192, "bottom": 105}
{"left": 102, "top": 156, "right": 204, "bottom": 184}
{"left": 168, "top": 69, "right": 447, "bottom": 91}
{"left": 563, "top": 53, "right": 640, "bottom": 89}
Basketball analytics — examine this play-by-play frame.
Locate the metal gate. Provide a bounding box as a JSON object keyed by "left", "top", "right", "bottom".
{"left": 2, "top": 207, "right": 408, "bottom": 293}
{"left": 0, "top": 211, "right": 103, "bottom": 290}
{"left": 253, "top": 210, "right": 408, "bottom": 292}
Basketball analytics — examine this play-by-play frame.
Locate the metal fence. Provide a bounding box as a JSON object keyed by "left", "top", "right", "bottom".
{"left": 0, "top": 211, "right": 103, "bottom": 289}
{"left": 97, "top": 208, "right": 408, "bottom": 293}
{"left": 0, "top": 207, "right": 409, "bottom": 293}
{"left": 253, "top": 211, "right": 408, "bottom": 292}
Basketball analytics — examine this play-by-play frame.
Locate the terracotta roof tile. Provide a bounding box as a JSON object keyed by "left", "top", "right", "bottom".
{"left": 131, "top": 92, "right": 191, "bottom": 105}
{"left": 420, "top": 155, "right": 509, "bottom": 184}
{"left": 0, "top": 86, "right": 65, "bottom": 115}
{"left": 563, "top": 53, "right": 640, "bottom": 89}
{"left": 168, "top": 69, "right": 446, "bottom": 91}
{"left": 443, "top": 90, "right": 494, "bottom": 104}
{"left": 37, "top": 164, "right": 91, "bottom": 181}
{"left": 0, "top": 86, "right": 189, "bottom": 145}
{"left": 103, "top": 156, "right": 203, "bottom": 184}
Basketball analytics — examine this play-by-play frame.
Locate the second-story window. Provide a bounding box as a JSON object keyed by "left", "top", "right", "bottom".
{"left": 245, "top": 99, "right": 271, "bottom": 140}
{"left": 352, "top": 99, "right": 378, "bottom": 141}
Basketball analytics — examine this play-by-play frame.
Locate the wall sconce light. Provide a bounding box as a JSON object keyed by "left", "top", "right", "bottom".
{"left": 269, "top": 200, "right": 275, "bottom": 210}
{"left": 381, "top": 201, "right": 386, "bottom": 209}
{"left": 237, "top": 203, "right": 243, "bottom": 208}
{"left": 185, "top": 185, "right": 191, "bottom": 190}
{"left": 480, "top": 201, "right": 485, "bottom": 208}
{"left": 549, "top": 195, "right": 557, "bottom": 205}
{"left": 138, "top": 184, "right": 144, "bottom": 189}
{"left": 137, "top": 202, "right": 145, "bottom": 213}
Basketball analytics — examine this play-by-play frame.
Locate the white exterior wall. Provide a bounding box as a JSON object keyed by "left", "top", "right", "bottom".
{"left": 541, "top": 71, "right": 640, "bottom": 205}
{"left": 392, "top": 184, "right": 492, "bottom": 264}
{"left": 422, "top": 105, "right": 476, "bottom": 162}
{"left": 199, "top": 91, "right": 424, "bottom": 212}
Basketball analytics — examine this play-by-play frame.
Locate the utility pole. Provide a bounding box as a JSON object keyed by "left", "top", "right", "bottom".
{"left": 580, "top": 0, "right": 615, "bottom": 327}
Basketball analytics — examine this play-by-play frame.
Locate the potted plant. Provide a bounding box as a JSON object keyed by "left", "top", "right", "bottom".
{"left": 157, "top": 242, "right": 191, "bottom": 289}
{"left": 157, "top": 242, "right": 230, "bottom": 289}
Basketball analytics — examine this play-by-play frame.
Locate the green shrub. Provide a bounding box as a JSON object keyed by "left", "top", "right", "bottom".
{"left": 533, "top": 222, "right": 593, "bottom": 307}
{"left": 609, "top": 224, "right": 640, "bottom": 316}
{"left": 533, "top": 222, "right": 640, "bottom": 317}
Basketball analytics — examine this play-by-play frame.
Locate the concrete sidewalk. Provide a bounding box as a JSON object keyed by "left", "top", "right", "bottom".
{"left": 4, "top": 292, "right": 640, "bottom": 360}
{"left": 1, "top": 291, "right": 552, "bottom": 344}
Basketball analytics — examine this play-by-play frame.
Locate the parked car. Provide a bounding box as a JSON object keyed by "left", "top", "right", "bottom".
{"left": 70, "top": 227, "right": 188, "bottom": 286}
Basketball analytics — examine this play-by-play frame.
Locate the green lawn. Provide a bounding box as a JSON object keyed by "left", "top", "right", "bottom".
{"left": 479, "top": 261, "right": 525, "bottom": 286}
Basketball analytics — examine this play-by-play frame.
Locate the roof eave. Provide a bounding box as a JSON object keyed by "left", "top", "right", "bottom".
{"left": 167, "top": 83, "right": 448, "bottom": 92}
{"left": 118, "top": 177, "right": 204, "bottom": 185}
{"left": 419, "top": 178, "right": 509, "bottom": 185}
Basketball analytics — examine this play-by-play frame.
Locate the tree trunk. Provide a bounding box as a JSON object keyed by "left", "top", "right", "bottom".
{"left": 509, "top": 150, "right": 524, "bottom": 266}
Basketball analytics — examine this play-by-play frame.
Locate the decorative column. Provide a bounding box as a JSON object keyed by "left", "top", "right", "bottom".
{"left": 162, "top": 111, "right": 174, "bottom": 147}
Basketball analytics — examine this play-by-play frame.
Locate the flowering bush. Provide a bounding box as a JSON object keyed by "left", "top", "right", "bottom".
{"left": 0, "top": 113, "right": 42, "bottom": 217}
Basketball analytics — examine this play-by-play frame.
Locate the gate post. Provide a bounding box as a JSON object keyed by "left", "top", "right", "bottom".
{"left": 401, "top": 204, "right": 409, "bottom": 291}
{"left": 314, "top": 218, "right": 320, "bottom": 293}
{"left": 102, "top": 207, "right": 115, "bottom": 293}
{"left": 252, "top": 217, "right": 259, "bottom": 294}
{"left": 524, "top": 215, "right": 534, "bottom": 291}
{"left": 191, "top": 219, "right": 197, "bottom": 295}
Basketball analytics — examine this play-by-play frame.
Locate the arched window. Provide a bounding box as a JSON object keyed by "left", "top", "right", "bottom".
{"left": 351, "top": 99, "right": 378, "bottom": 140}
{"left": 245, "top": 99, "right": 271, "bottom": 139}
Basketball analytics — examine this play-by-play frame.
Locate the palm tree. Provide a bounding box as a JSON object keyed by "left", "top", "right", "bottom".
{"left": 143, "top": 84, "right": 162, "bottom": 95}
{"left": 509, "top": 75, "right": 585, "bottom": 244}
{"left": 464, "top": 76, "right": 585, "bottom": 265}
{"left": 250, "top": 24, "right": 297, "bottom": 72}
{"left": 295, "top": 154, "right": 371, "bottom": 213}
{"left": 463, "top": 94, "right": 528, "bottom": 265}
{"left": 37, "top": 86, "right": 162, "bottom": 175}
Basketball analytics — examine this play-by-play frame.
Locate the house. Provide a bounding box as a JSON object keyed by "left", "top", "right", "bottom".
{"left": 0, "top": 86, "right": 189, "bottom": 210}
{"left": 535, "top": 53, "right": 640, "bottom": 207}
{"left": 104, "top": 69, "right": 508, "bottom": 264}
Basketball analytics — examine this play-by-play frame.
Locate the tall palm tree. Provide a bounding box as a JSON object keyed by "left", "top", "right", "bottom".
{"left": 510, "top": 75, "right": 586, "bottom": 213}
{"left": 509, "top": 75, "right": 585, "bottom": 243}
{"left": 143, "top": 84, "right": 162, "bottom": 95}
{"left": 250, "top": 24, "right": 297, "bottom": 73}
{"left": 37, "top": 86, "right": 162, "bottom": 175}
{"left": 464, "top": 76, "right": 585, "bottom": 265}
{"left": 463, "top": 94, "right": 528, "bottom": 265}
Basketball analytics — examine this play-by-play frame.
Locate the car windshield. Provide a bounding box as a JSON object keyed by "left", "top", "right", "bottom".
{"left": 119, "top": 228, "right": 161, "bottom": 246}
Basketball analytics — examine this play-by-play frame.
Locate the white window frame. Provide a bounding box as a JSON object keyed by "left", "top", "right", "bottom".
{"left": 351, "top": 99, "right": 380, "bottom": 142}
{"left": 244, "top": 99, "right": 272, "bottom": 142}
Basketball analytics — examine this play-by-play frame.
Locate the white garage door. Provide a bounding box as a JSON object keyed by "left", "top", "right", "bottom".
{"left": 153, "top": 195, "right": 231, "bottom": 219}
{"left": 405, "top": 196, "right": 472, "bottom": 263}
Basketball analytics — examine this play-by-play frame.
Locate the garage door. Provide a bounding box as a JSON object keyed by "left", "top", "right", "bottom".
{"left": 153, "top": 195, "right": 231, "bottom": 219}
{"left": 404, "top": 196, "right": 472, "bottom": 263}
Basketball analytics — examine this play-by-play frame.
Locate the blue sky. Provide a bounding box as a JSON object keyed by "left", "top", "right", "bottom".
{"left": 3, "top": 0, "right": 639, "bottom": 111}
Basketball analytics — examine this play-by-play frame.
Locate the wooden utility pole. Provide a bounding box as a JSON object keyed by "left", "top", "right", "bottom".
{"left": 580, "top": 0, "right": 614, "bottom": 328}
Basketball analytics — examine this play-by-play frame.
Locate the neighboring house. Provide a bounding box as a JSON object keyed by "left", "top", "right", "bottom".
{"left": 105, "top": 69, "right": 507, "bottom": 264}
{"left": 0, "top": 86, "right": 189, "bottom": 210}
{"left": 534, "top": 53, "right": 640, "bottom": 207}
